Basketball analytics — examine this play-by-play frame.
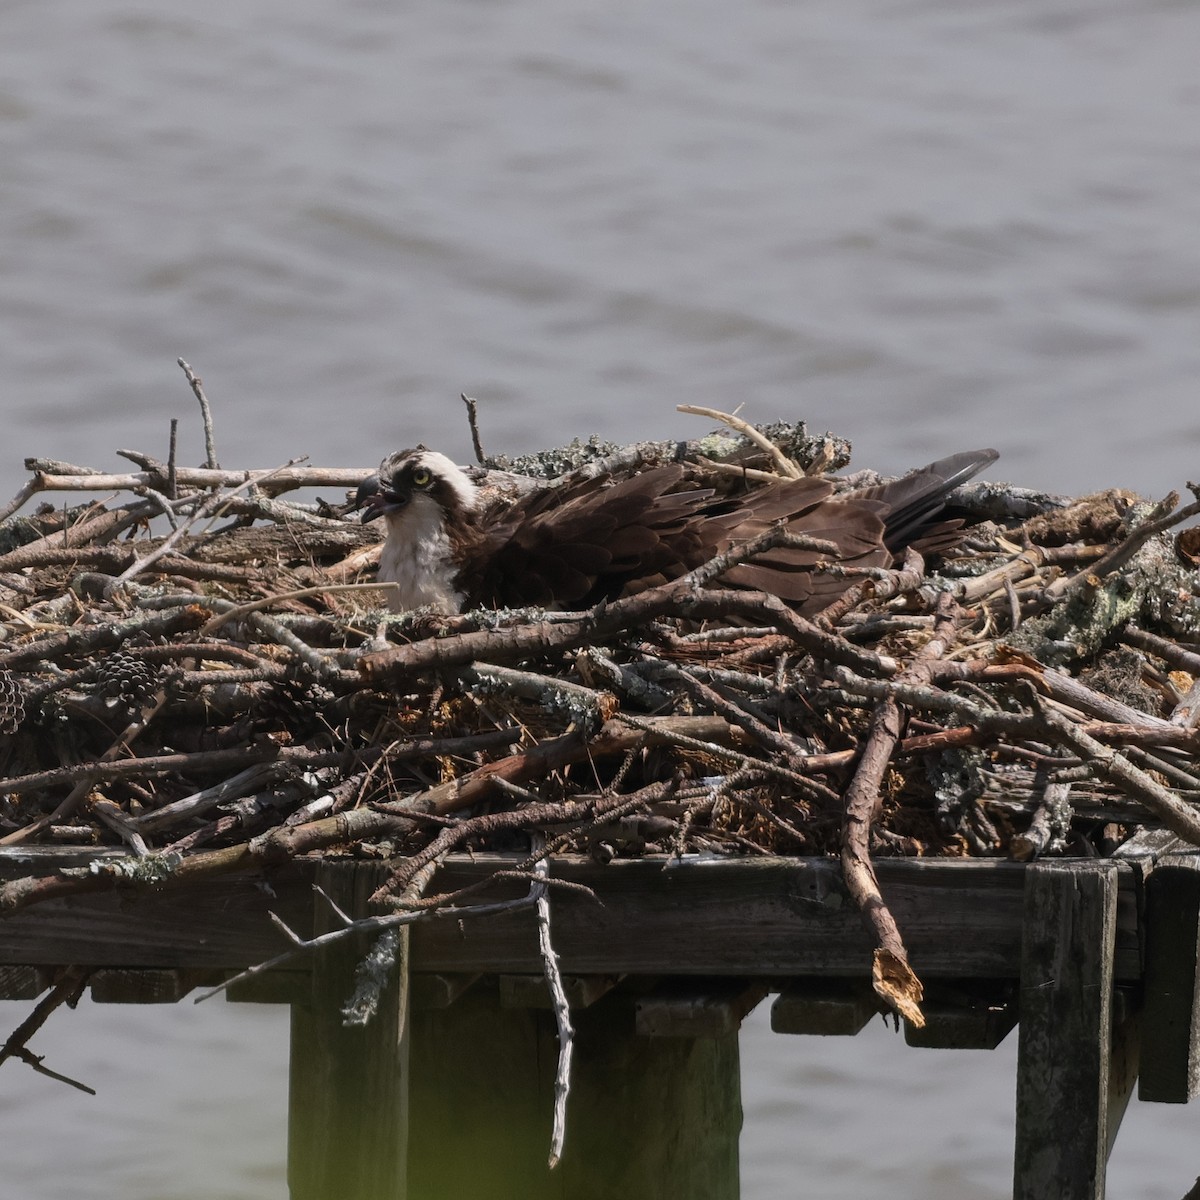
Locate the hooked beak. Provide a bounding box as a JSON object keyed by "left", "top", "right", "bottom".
{"left": 354, "top": 474, "right": 407, "bottom": 523}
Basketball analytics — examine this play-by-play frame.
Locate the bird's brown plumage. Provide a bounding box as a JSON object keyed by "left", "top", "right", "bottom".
{"left": 356, "top": 447, "right": 997, "bottom": 615}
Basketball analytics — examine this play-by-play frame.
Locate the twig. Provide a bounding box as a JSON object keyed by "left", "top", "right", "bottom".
{"left": 461, "top": 394, "right": 486, "bottom": 464}
{"left": 0, "top": 966, "right": 96, "bottom": 1094}
{"left": 369, "top": 773, "right": 677, "bottom": 903}
{"left": 1010, "top": 781, "right": 1073, "bottom": 861}
{"left": 195, "top": 877, "right": 548, "bottom": 1003}
{"left": 178, "top": 357, "right": 219, "bottom": 470}
{"left": 533, "top": 836, "right": 574, "bottom": 1168}
{"left": 0, "top": 477, "right": 41, "bottom": 524}
{"left": 840, "top": 593, "right": 961, "bottom": 1025}
{"left": 1032, "top": 700, "right": 1200, "bottom": 845}
{"left": 676, "top": 404, "right": 803, "bottom": 478}
{"left": 27, "top": 465, "right": 367, "bottom": 496}
{"left": 358, "top": 585, "right": 895, "bottom": 686}
{"left": 199, "top": 582, "right": 407, "bottom": 636}
{"left": 103, "top": 464, "right": 300, "bottom": 595}
{"left": 167, "top": 417, "right": 179, "bottom": 500}
{"left": 0, "top": 688, "right": 170, "bottom": 846}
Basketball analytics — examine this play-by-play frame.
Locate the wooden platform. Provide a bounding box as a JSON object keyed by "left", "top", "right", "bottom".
{"left": 1, "top": 850, "right": 1197, "bottom": 1199}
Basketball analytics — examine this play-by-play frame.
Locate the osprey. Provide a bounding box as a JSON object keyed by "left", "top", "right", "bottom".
{"left": 354, "top": 446, "right": 997, "bottom": 616}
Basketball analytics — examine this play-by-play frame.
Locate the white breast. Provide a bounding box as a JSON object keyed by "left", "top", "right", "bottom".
{"left": 377, "top": 495, "right": 466, "bottom": 613}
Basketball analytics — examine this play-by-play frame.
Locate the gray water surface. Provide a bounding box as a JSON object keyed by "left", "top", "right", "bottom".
{"left": 3, "top": 1, "right": 1200, "bottom": 1195}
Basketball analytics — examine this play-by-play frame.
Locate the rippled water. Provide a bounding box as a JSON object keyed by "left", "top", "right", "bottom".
{"left": 3, "top": 1, "right": 1200, "bottom": 1195}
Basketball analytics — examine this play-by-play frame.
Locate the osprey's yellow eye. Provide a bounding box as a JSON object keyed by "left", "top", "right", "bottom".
{"left": 411, "top": 468, "right": 432, "bottom": 488}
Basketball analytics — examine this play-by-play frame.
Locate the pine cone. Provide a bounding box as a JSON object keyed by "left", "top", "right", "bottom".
{"left": 256, "top": 671, "right": 335, "bottom": 732}
{"left": 94, "top": 650, "right": 160, "bottom": 707}
{"left": 0, "top": 670, "right": 24, "bottom": 734}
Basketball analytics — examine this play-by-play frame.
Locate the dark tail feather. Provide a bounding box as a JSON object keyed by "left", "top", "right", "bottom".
{"left": 852, "top": 449, "right": 998, "bottom": 555}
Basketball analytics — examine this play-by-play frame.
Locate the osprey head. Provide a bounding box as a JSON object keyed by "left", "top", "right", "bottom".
{"left": 355, "top": 447, "right": 478, "bottom": 524}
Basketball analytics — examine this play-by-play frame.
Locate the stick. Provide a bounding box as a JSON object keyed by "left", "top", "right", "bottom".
{"left": 676, "top": 404, "right": 803, "bottom": 478}
{"left": 358, "top": 585, "right": 895, "bottom": 686}
{"left": 167, "top": 417, "right": 179, "bottom": 500}
{"left": 178, "top": 357, "right": 219, "bottom": 469}
{"left": 461, "top": 393, "right": 486, "bottom": 464}
{"left": 28, "top": 465, "right": 367, "bottom": 495}
{"left": 532, "top": 837, "right": 574, "bottom": 1168}
{"left": 840, "top": 593, "right": 960, "bottom": 1025}
{"left": 0, "top": 966, "right": 96, "bottom": 1094}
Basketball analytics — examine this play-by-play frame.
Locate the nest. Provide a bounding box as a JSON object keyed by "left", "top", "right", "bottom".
{"left": 3, "top": 409, "right": 1200, "bottom": 1026}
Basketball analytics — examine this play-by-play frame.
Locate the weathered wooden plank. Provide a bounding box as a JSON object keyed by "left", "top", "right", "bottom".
{"left": 770, "top": 979, "right": 878, "bottom": 1036}
{"left": 0, "top": 855, "right": 1143, "bottom": 979}
{"left": 412, "top": 856, "right": 1143, "bottom": 980}
{"left": 0, "top": 863, "right": 315, "bottom": 969}
{"left": 635, "top": 979, "right": 769, "bottom": 1037}
{"left": 408, "top": 986, "right": 740, "bottom": 1200}
{"left": 1014, "top": 861, "right": 1119, "bottom": 1200}
{"left": 1139, "top": 858, "right": 1200, "bottom": 1102}
{"left": 499, "top": 973, "right": 621, "bottom": 1010}
{"left": 1112, "top": 827, "right": 1188, "bottom": 859}
{"left": 288, "top": 862, "right": 409, "bottom": 1200}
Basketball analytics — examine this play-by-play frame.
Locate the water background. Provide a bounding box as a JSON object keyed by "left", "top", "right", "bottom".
{"left": 2, "top": 1, "right": 1200, "bottom": 1195}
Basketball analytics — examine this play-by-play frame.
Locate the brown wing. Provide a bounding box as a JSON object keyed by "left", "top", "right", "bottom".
{"left": 461, "top": 448, "right": 996, "bottom": 615}
{"left": 699, "top": 479, "right": 890, "bottom": 616}
{"left": 463, "top": 464, "right": 713, "bottom": 609}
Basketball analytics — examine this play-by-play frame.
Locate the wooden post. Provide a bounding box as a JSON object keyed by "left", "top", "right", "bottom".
{"left": 288, "top": 862, "right": 410, "bottom": 1200}
{"left": 1014, "top": 861, "right": 1126, "bottom": 1200}
{"left": 1139, "top": 858, "right": 1200, "bottom": 1102}
{"left": 407, "top": 985, "right": 740, "bottom": 1200}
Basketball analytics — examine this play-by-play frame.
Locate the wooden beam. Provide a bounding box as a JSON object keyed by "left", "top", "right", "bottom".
{"left": 412, "top": 856, "right": 1143, "bottom": 980}
{"left": 0, "top": 855, "right": 1144, "bottom": 980}
{"left": 1139, "top": 857, "right": 1200, "bottom": 1102}
{"left": 1013, "top": 861, "right": 1119, "bottom": 1200}
{"left": 0, "top": 861, "right": 315, "bottom": 969}
{"left": 771, "top": 979, "right": 878, "bottom": 1036}
{"left": 288, "top": 862, "right": 409, "bottom": 1200}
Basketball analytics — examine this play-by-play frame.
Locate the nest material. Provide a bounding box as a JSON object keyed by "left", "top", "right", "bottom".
{"left": 1, "top": 426, "right": 1199, "bottom": 909}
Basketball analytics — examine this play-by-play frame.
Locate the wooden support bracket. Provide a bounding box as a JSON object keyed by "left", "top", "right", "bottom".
{"left": 90, "top": 968, "right": 223, "bottom": 1004}
{"left": 770, "top": 979, "right": 878, "bottom": 1036}
{"left": 225, "top": 969, "right": 311, "bottom": 1006}
{"left": 635, "top": 978, "right": 769, "bottom": 1038}
{"left": 0, "top": 965, "right": 47, "bottom": 1001}
{"left": 904, "top": 982, "right": 1018, "bottom": 1050}
{"left": 499, "top": 973, "right": 621, "bottom": 1010}
{"left": 410, "top": 972, "right": 480, "bottom": 1010}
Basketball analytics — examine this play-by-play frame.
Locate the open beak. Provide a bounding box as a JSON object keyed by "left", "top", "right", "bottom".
{"left": 354, "top": 474, "right": 407, "bottom": 523}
